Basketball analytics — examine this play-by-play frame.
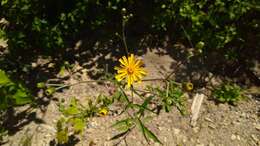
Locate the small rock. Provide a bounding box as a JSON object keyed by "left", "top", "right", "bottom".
{"left": 31, "top": 62, "right": 37, "bottom": 68}
{"left": 196, "top": 144, "right": 204, "bottom": 146}
{"left": 209, "top": 142, "right": 215, "bottom": 146}
{"left": 232, "top": 121, "right": 240, "bottom": 125}
{"left": 222, "top": 121, "right": 229, "bottom": 126}
{"left": 182, "top": 136, "right": 187, "bottom": 143}
{"left": 231, "top": 134, "right": 236, "bottom": 140}
{"left": 173, "top": 128, "right": 180, "bottom": 135}
{"left": 236, "top": 135, "right": 241, "bottom": 141}
{"left": 237, "top": 118, "right": 243, "bottom": 122}
{"left": 208, "top": 124, "right": 216, "bottom": 129}
{"left": 48, "top": 63, "right": 55, "bottom": 68}
{"left": 240, "top": 112, "right": 246, "bottom": 118}
{"left": 251, "top": 114, "right": 258, "bottom": 121}
{"left": 190, "top": 138, "right": 194, "bottom": 142}
{"left": 205, "top": 117, "right": 214, "bottom": 123}
{"left": 193, "top": 127, "right": 200, "bottom": 133}
{"left": 163, "top": 137, "right": 167, "bottom": 143}
{"left": 255, "top": 124, "right": 260, "bottom": 131}
{"left": 45, "top": 133, "right": 51, "bottom": 138}
{"left": 251, "top": 134, "right": 259, "bottom": 142}
{"left": 158, "top": 126, "right": 163, "bottom": 131}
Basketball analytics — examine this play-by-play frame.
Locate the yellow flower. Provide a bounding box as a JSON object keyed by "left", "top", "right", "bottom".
{"left": 114, "top": 54, "right": 147, "bottom": 87}
{"left": 185, "top": 82, "right": 193, "bottom": 91}
{"left": 99, "top": 108, "right": 108, "bottom": 116}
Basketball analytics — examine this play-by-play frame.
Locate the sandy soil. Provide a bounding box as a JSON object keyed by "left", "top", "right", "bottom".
{"left": 3, "top": 50, "right": 260, "bottom": 146}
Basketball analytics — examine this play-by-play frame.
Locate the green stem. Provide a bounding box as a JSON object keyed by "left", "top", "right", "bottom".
{"left": 131, "top": 85, "right": 134, "bottom": 102}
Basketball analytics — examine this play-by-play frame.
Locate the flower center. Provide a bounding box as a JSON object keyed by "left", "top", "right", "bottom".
{"left": 127, "top": 67, "right": 134, "bottom": 74}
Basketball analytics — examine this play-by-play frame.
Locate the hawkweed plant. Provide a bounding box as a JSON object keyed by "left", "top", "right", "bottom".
{"left": 114, "top": 54, "right": 147, "bottom": 88}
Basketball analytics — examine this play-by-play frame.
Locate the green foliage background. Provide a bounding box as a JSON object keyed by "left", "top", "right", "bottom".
{"left": 0, "top": 70, "right": 32, "bottom": 110}
{"left": 1, "top": 0, "right": 259, "bottom": 54}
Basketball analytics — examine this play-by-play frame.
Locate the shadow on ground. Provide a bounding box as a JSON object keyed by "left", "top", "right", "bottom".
{"left": 0, "top": 19, "right": 259, "bottom": 140}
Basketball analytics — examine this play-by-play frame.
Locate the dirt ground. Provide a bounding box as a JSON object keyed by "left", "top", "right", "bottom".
{"left": 3, "top": 49, "right": 260, "bottom": 146}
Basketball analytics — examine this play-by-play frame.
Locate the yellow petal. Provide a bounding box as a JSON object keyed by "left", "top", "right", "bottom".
{"left": 128, "top": 54, "right": 135, "bottom": 66}
{"left": 137, "top": 69, "right": 147, "bottom": 75}
{"left": 115, "top": 73, "right": 127, "bottom": 81}
{"left": 117, "top": 69, "right": 127, "bottom": 74}
{"left": 119, "top": 58, "right": 127, "bottom": 67}
{"left": 127, "top": 76, "right": 133, "bottom": 87}
{"left": 134, "top": 60, "right": 142, "bottom": 67}
{"left": 132, "top": 74, "right": 137, "bottom": 81}
{"left": 134, "top": 71, "right": 144, "bottom": 79}
{"left": 122, "top": 56, "right": 128, "bottom": 66}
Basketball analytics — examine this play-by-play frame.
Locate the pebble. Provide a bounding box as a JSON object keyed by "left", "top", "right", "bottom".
{"left": 240, "top": 112, "right": 246, "bottom": 118}
{"left": 209, "top": 142, "right": 215, "bottom": 146}
{"left": 237, "top": 118, "right": 243, "bottom": 122}
{"left": 222, "top": 121, "right": 229, "bottom": 126}
{"left": 167, "top": 119, "right": 172, "bottom": 123}
{"left": 190, "top": 138, "right": 194, "bottom": 142}
{"left": 255, "top": 124, "right": 260, "bottom": 131}
{"left": 196, "top": 144, "right": 204, "bottom": 146}
{"left": 231, "top": 134, "right": 236, "bottom": 140}
{"left": 163, "top": 137, "right": 167, "bottom": 143}
{"left": 232, "top": 121, "right": 240, "bottom": 125}
{"left": 193, "top": 127, "right": 200, "bottom": 133}
{"left": 158, "top": 126, "right": 163, "bottom": 131}
{"left": 205, "top": 117, "right": 214, "bottom": 123}
{"left": 173, "top": 128, "right": 180, "bottom": 135}
{"left": 208, "top": 124, "right": 216, "bottom": 129}
{"left": 251, "top": 114, "right": 258, "bottom": 121}
{"left": 182, "top": 136, "right": 187, "bottom": 143}
{"left": 251, "top": 134, "right": 259, "bottom": 142}
{"left": 31, "top": 62, "right": 37, "bottom": 68}
{"left": 236, "top": 135, "right": 241, "bottom": 141}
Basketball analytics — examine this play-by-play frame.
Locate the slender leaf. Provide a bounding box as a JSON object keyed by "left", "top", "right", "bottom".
{"left": 143, "top": 125, "right": 162, "bottom": 144}
{"left": 137, "top": 118, "right": 162, "bottom": 144}
{"left": 137, "top": 118, "right": 149, "bottom": 143}
{"left": 110, "top": 129, "right": 129, "bottom": 140}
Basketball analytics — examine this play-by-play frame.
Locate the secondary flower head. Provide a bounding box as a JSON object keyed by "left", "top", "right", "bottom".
{"left": 114, "top": 54, "right": 147, "bottom": 87}
{"left": 185, "top": 82, "right": 193, "bottom": 91}
{"left": 99, "top": 108, "right": 108, "bottom": 116}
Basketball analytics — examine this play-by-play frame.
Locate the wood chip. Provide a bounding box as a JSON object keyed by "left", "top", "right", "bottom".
{"left": 191, "top": 93, "right": 205, "bottom": 127}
